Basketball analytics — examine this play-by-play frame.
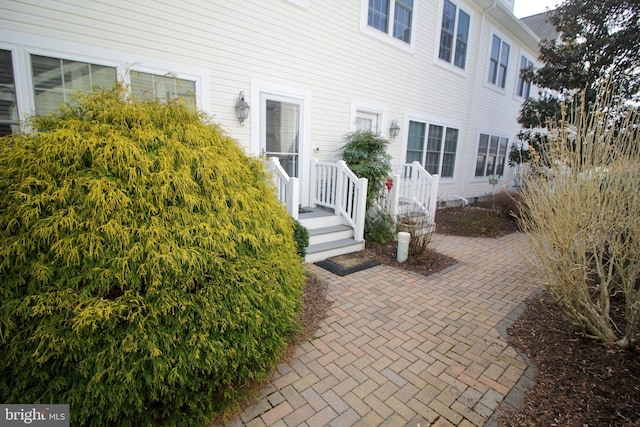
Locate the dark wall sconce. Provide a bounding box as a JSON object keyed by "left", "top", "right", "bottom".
{"left": 390, "top": 119, "right": 401, "bottom": 139}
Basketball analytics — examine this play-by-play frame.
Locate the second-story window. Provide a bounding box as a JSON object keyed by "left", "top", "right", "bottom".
{"left": 488, "top": 34, "right": 510, "bottom": 88}
{"left": 367, "top": 0, "right": 413, "bottom": 44}
{"left": 368, "top": 0, "right": 389, "bottom": 33}
{"left": 517, "top": 55, "right": 533, "bottom": 98}
{"left": 438, "top": 0, "right": 470, "bottom": 69}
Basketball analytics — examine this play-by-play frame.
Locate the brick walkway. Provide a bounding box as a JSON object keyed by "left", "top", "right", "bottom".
{"left": 214, "top": 233, "right": 541, "bottom": 426}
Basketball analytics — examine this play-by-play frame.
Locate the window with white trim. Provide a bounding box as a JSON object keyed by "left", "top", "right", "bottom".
{"left": 31, "top": 54, "right": 117, "bottom": 116}
{"left": 488, "top": 35, "right": 510, "bottom": 88}
{"left": 406, "top": 120, "right": 458, "bottom": 178}
{"left": 516, "top": 55, "right": 533, "bottom": 98}
{"left": 131, "top": 71, "right": 196, "bottom": 108}
{"left": 438, "top": 0, "right": 470, "bottom": 69}
{"left": 0, "top": 49, "right": 19, "bottom": 135}
{"left": 367, "top": 0, "right": 414, "bottom": 44}
{"left": 475, "top": 133, "right": 508, "bottom": 177}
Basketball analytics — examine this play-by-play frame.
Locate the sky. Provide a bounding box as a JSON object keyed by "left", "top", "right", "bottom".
{"left": 513, "top": 0, "right": 563, "bottom": 18}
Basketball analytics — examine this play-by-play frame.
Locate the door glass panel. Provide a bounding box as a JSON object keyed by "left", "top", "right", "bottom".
{"left": 265, "top": 99, "right": 300, "bottom": 177}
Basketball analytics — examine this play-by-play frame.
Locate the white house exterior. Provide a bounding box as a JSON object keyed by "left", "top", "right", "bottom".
{"left": 1, "top": 0, "right": 540, "bottom": 204}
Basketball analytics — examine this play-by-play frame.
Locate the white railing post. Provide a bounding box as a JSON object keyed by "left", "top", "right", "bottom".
{"left": 267, "top": 156, "right": 299, "bottom": 219}
{"left": 310, "top": 158, "right": 319, "bottom": 206}
{"left": 288, "top": 177, "right": 300, "bottom": 219}
{"left": 428, "top": 174, "right": 439, "bottom": 224}
{"left": 335, "top": 160, "right": 347, "bottom": 216}
{"left": 388, "top": 174, "right": 400, "bottom": 217}
{"left": 354, "top": 177, "right": 367, "bottom": 241}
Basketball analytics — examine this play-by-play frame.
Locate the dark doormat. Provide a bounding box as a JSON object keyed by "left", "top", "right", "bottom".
{"left": 315, "top": 252, "right": 380, "bottom": 276}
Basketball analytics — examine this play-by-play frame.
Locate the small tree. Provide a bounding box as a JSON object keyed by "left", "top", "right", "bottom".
{"left": 0, "top": 86, "right": 304, "bottom": 425}
{"left": 338, "top": 131, "right": 393, "bottom": 241}
{"left": 512, "top": 0, "right": 640, "bottom": 168}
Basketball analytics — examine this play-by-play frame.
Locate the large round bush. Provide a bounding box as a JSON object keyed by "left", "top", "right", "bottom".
{"left": 0, "top": 87, "right": 304, "bottom": 425}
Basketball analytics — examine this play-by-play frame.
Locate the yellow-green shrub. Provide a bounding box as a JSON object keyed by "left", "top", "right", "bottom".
{"left": 0, "top": 86, "right": 304, "bottom": 425}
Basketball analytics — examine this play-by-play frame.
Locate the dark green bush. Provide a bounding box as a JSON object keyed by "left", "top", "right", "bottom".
{"left": 365, "top": 212, "right": 396, "bottom": 243}
{"left": 338, "top": 131, "right": 392, "bottom": 210}
{"left": 0, "top": 86, "right": 304, "bottom": 426}
{"left": 293, "top": 219, "right": 309, "bottom": 259}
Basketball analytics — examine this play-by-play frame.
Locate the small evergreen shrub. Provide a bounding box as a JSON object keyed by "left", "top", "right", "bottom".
{"left": 0, "top": 86, "right": 304, "bottom": 426}
{"left": 338, "top": 131, "right": 392, "bottom": 210}
{"left": 293, "top": 219, "right": 309, "bottom": 259}
{"left": 365, "top": 213, "right": 396, "bottom": 243}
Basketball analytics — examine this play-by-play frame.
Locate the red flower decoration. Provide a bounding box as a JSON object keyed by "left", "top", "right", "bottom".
{"left": 385, "top": 177, "right": 393, "bottom": 191}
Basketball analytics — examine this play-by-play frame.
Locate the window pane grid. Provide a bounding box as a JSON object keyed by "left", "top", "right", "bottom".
{"left": 488, "top": 35, "right": 501, "bottom": 85}
{"left": 131, "top": 70, "right": 196, "bottom": 108}
{"left": 498, "top": 42, "right": 510, "bottom": 88}
{"left": 393, "top": 1, "right": 412, "bottom": 43}
{"left": 475, "top": 133, "right": 508, "bottom": 177}
{"left": 368, "top": 0, "right": 389, "bottom": 33}
{"left": 454, "top": 11, "right": 470, "bottom": 68}
{"left": 31, "top": 54, "right": 116, "bottom": 116}
{"left": 439, "top": 0, "right": 456, "bottom": 62}
{"left": 439, "top": 1, "right": 469, "bottom": 69}
{"left": 517, "top": 55, "right": 533, "bottom": 98}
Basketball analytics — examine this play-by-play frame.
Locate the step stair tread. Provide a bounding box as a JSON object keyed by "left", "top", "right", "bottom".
{"left": 307, "top": 224, "right": 352, "bottom": 235}
{"left": 306, "top": 238, "right": 364, "bottom": 254}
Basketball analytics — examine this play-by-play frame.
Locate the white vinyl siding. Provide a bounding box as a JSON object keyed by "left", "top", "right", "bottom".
{"left": 0, "top": 0, "right": 542, "bottom": 202}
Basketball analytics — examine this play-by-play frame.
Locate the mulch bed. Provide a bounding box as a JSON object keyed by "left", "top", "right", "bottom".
{"left": 497, "top": 292, "right": 640, "bottom": 426}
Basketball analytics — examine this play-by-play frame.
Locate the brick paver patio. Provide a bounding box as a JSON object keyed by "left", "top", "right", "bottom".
{"left": 214, "top": 233, "right": 541, "bottom": 426}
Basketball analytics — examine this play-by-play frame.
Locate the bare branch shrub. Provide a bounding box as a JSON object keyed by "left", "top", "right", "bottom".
{"left": 519, "top": 87, "right": 640, "bottom": 347}
{"left": 397, "top": 208, "right": 434, "bottom": 259}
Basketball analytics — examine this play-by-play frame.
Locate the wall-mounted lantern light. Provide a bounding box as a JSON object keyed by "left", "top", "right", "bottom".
{"left": 236, "top": 91, "right": 250, "bottom": 125}
{"left": 389, "top": 120, "right": 401, "bottom": 139}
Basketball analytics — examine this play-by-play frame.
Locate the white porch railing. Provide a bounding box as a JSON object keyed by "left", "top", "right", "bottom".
{"left": 383, "top": 161, "right": 439, "bottom": 224}
{"left": 310, "top": 159, "right": 368, "bottom": 241}
{"left": 267, "top": 157, "right": 299, "bottom": 219}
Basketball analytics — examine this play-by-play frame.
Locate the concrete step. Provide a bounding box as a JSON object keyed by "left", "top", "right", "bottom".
{"left": 308, "top": 224, "right": 354, "bottom": 245}
{"left": 305, "top": 238, "right": 365, "bottom": 264}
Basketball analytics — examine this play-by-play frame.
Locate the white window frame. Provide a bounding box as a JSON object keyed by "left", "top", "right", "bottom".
{"left": 349, "top": 101, "right": 389, "bottom": 137}
{"left": 515, "top": 52, "right": 534, "bottom": 99}
{"left": 486, "top": 31, "right": 511, "bottom": 91}
{"left": 0, "top": 30, "right": 209, "bottom": 127}
{"left": 402, "top": 115, "right": 460, "bottom": 180}
{"left": 473, "top": 131, "right": 509, "bottom": 178}
{"left": 435, "top": 0, "right": 471, "bottom": 73}
{"left": 360, "top": 0, "right": 417, "bottom": 52}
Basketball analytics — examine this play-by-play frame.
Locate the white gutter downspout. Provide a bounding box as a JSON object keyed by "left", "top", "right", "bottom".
{"left": 460, "top": 1, "right": 497, "bottom": 202}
